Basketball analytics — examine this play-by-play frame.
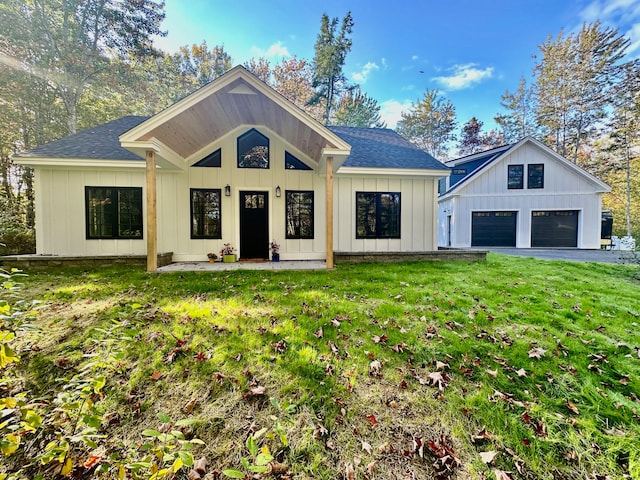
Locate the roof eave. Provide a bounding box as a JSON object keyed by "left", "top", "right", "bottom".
{"left": 337, "top": 166, "right": 450, "bottom": 176}
{"left": 12, "top": 157, "right": 145, "bottom": 169}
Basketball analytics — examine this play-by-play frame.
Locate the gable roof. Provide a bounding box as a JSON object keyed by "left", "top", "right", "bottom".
{"left": 14, "top": 119, "right": 449, "bottom": 174}
{"left": 119, "top": 65, "right": 351, "bottom": 171}
{"left": 440, "top": 137, "right": 610, "bottom": 198}
{"left": 14, "top": 116, "right": 147, "bottom": 162}
{"left": 329, "top": 126, "right": 448, "bottom": 172}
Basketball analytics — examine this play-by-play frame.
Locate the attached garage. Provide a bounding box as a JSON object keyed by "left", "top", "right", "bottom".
{"left": 471, "top": 211, "right": 517, "bottom": 247}
{"left": 531, "top": 210, "right": 578, "bottom": 247}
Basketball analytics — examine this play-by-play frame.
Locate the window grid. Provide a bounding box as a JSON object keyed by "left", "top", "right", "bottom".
{"left": 356, "top": 192, "right": 401, "bottom": 239}
{"left": 85, "top": 187, "right": 143, "bottom": 239}
{"left": 190, "top": 189, "right": 222, "bottom": 239}
{"left": 286, "top": 191, "right": 314, "bottom": 239}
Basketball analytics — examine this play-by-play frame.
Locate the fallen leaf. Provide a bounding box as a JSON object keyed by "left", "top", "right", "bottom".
{"left": 565, "top": 401, "right": 580, "bottom": 415}
{"left": 365, "top": 414, "right": 378, "bottom": 426}
{"left": 528, "top": 347, "right": 547, "bottom": 359}
{"left": 369, "top": 360, "right": 382, "bottom": 377}
{"left": 472, "top": 428, "right": 493, "bottom": 443}
{"left": 193, "top": 457, "right": 207, "bottom": 474}
{"left": 494, "top": 469, "right": 513, "bottom": 480}
{"left": 150, "top": 370, "right": 163, "bottom": 381}
{"left": 480, "top": 450, "right": 497, "bottom": 464}
{"left": 345, "top": 463, "right": 355, "bottom": 480}
{"left": 366, "top": 461, "right": 376, "bottom": 475}
{"left": 314, "top": 328, "right": 323, "bottom": 339}
{"left": 516, "top": 368, "right": 527, "bottom": 378}
{"left": 486, "top": 369, "right": 498, "bottom": 378}
{"left": 362, "top": 440, "right": 373, "bottom": 454}
{"left": 83, "top": 455, "right": 101, "bottom": 469}
{"left": 183, "top": 398, "right": 197, "bottom": 414}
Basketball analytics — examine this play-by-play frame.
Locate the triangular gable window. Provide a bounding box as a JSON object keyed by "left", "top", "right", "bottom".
{"left": 192, "top": 148, "right": 221, "bottom": 167}
{"left": 238, "top": 129, "right": 269, "bottom": 169}
{"left": 285, "top": 151, "right": 312, "bottom": 170}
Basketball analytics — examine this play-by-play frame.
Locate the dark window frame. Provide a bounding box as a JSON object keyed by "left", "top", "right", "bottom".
{"left": 356, "top": 192, "right": 401, "bottom": 239}
{"left": 237, "top": 128, "right": 270, "bottom": 169}
{"left": 192, "top": 148, "right": 222, "bottom": 168}
{"left": 507, "top": 164, "right": 524, "bottom": 189}
{"left": 285, "top": 190, "right": 314, "bottom": 239}
{"left": 190, "top": 188, "right": 222, "bottom": 239}
{"left": 527, "top": 163, "right": 544, "bottom": 189}
{"left": 85, "top": 186, "right": 143, "bottom": 240}
{"left": 285, "top": 151, "right": 313, "bottom": 170}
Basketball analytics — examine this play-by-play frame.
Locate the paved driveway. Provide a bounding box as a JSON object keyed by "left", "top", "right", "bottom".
{"left": 484, "top": 248, "right": 636, "bottom": 264}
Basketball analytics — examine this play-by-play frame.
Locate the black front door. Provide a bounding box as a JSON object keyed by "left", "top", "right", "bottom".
{"left": 240, "top": 191, "right": 269, "bottom": 259}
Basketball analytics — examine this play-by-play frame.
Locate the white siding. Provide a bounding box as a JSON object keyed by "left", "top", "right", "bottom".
{"left": 334, "top": 175, "right": 439, "bottom": 252}
{"left": 438, "top": 143, "right": 605, "bottom": 249}
{"left": 34, "top": 125, "right": 443, "bottom": 259}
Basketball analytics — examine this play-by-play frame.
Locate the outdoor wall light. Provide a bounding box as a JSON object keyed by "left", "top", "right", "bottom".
{"left": 275, "top": 185, "right": 281, "bottom": 197}
{"left": 224, "top": 184, "right": 231, "bottom": 196}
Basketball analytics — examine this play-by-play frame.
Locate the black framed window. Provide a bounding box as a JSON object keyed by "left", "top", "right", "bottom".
{"left": 285, "top": 151, "right": 312, "bottom": 170}
{"left": 507, "top": 164, "right": 524, "bottom": 189}
{"left": 286, "top": 191, "right": 314, "bottom": 239}
{"left": 237, "top": 128, "right": 269, "bottom": 168}
{"left": 356, "top": 192, "right": 401, "bottom": 239}
{"left": 190, "top": 189, "right": 222, "bottom": 239}
{"left": 85, "top": 187, "right": 143, "bottom": 239}
{"left": 192, "top": 148, "right": 221, "bottom": 167}
{"left": 528, "top": 164, "right": 544, "bottom": 189}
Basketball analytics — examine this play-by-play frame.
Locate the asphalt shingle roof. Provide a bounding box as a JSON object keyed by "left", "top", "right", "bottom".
{"left": 329, "top": 126, "right": 448, "bottom": 171}
{"left": 15, "top": 116, "right": 148, "bottom": 161}
{"left": 16, "top": 117, "right": 449, "bottom": 172}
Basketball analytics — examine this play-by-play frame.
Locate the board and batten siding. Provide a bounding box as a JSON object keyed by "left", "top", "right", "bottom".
{"left": 334, "top": 175, "right": 439, "bottom": 253}
{"left": 34, "top": 167, "right": 147, "bottom": 256}
{"left": 162, "top": 125, "right": 327, "bottom": 261}
{"left": 438, "top": 142, "right": 605, "bottom": 249}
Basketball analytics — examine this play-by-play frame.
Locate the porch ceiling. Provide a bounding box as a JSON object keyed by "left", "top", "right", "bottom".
{"left": 134, "top": 77, "right": 338, "bottom": 163}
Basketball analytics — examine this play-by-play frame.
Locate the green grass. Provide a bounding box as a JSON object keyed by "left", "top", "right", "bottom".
{"left": 4, "top": 253, "right": 640, "bottom": 479}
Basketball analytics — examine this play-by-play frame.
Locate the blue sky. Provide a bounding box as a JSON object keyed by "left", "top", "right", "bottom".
{"left": 153, "top": 0, "right": 640, "bottom": 131}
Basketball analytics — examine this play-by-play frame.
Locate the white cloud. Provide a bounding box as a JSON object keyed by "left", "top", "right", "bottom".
{"left": 411, "top": 55, "right": 419, "bottom": 61}
{"left": 351, "top": 61, "right": 380, "bottom": 83}
{"left": 579, "top": 0, "right": 640, "bottom": 56}
{"left": 250, "top": 41, "right": 290, "bottom": 59}
{"left": 432, "top": 63, "right": 494, "bottom": 90}
{"left": 379, "top": 99, "right": 412, "bottom": 129}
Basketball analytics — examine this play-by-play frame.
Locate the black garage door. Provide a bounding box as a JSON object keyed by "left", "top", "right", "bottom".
{"left": 471, "top": 211, "right": 517, "bottom": 247}
{"left": 531, "top": 210, "right": 578, "bottom": 247}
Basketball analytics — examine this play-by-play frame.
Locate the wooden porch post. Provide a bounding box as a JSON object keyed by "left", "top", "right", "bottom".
{"left": 326, "top": 156, "right": 334, "bottom": 269}
{"left": 146, "top": 150, "right": 158, "bottom": 272}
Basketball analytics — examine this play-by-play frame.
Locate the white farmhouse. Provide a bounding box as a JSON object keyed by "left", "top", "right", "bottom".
{"left": 14, "top": 66, "right": 450, "bottom": 270}
{"left": 438, "top": 137, "right": 610, "bottom": 249}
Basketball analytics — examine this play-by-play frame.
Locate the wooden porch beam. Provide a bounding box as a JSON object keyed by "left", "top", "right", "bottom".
{"left": 146, "top": 150, "right": 158, "bottom": 272}
{"left": 326, "top": 156, "right": 334, "bottom": 269}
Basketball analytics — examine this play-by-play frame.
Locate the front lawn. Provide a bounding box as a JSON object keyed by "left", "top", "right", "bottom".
{"left": 2, "top": 254, "right": 639, "bottom": 479}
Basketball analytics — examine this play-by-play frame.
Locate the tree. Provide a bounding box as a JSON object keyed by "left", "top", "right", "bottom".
{"left": 458, "top": 117, "right": 484, "bottom": 155}
{"left": 494, "top": 77, "right": 537, "bottom": 143}
{"left": 533, "top": 22, "right": 629, "bottom": 162}
{"left": 174, "top": 41, "right": 232, "bottom": 89}
{"left": 601, "top": 60, "right": 640, "bottom": 237}
{"left": 333, "top": 87, "right": 386, "bottom": 128}
{"left": 244, "top": 57, "right": 272, "bottom": 84}
{"left": 0, "top": 0, "right": 166, "bottom": 134}
{"left": 396, "top": 89, "right": 457, "bottom": 159}
{"left": 310, "top": 11, "right": 354, "bottom": 125}
{"left": 273, "top": 57, "right": 324, "bottom": 122}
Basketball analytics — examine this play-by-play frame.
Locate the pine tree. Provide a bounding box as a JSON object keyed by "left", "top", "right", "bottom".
{"left": 310, "top": 11, "right": 354, "bottom": 125}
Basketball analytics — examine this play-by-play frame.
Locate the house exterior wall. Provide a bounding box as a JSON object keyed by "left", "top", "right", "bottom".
{"left": 438, "top": 143, "right": 605, "bottom": 249}
{"left": 334, "top": 175, "right": 439, "bottom": 252}
{"left": 34, "top": 167, "right": 148, "bottom": 256}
